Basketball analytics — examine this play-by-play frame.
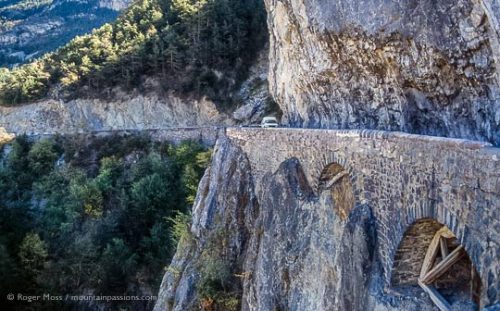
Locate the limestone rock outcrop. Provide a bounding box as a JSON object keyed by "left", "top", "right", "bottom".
{"left": 0, "top": 93, "right": 232, "bottom": 134}
{"left": 266, "top": 0, "right": 500, "bottom": 145}
{"left": 154, "top": 137, "right": 259, "bottom": 311}
{"left": 240, "top": 158, "right": 375, "bottom": 311}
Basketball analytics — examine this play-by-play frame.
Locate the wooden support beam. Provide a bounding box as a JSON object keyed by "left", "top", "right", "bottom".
{"left": 418, "top": 279, "right": 451, "bottom": 311}
{"left": 417, "top": 226, "right": 480, "bottom": 311}
{"left": 420, "top": 245, "right": 465, "bottom": 284}
{"left": 323, "top": 171, "right": 348, "bottom": 189}
{"left": 420, "top": 233, "right": 441, "bottom": 278}
{"left": 438, "top": 227, "right": 455, "bottom": 239}
{"left": 420, "top": 227, "right": 455, "bottom": 278}
{"left": 440, "top": 237, "right": 448, "bottom": 258}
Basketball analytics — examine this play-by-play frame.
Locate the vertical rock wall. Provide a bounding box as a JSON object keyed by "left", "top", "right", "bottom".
{"left": 154, "top": 137, "right": 259, "bottom": 311}
{"left": 266, "top": 0, "right": 500, "bottom": 145}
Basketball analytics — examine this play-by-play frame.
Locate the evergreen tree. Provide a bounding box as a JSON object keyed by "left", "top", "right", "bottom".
{"left": 18, "top": 233, "right": 48, "bottom": 275}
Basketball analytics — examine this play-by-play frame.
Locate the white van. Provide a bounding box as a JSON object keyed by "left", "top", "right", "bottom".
{"left": 260, "top": 116, "right": 279, "bottom": 128}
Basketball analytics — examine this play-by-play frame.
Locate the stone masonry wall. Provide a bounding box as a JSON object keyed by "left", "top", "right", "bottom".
{"left": 226, "top": 127, "right": 500, "bottom": 307}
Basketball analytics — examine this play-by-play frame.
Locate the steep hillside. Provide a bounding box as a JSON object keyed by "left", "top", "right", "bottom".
{"left": 0, "top": 50, "right": 272, "bottom": 134}
{"left": 0, "top": 0, "right": 268, "bottom": 110}
{"left": 0, "top": 0, "right": 132, "bottom": 67}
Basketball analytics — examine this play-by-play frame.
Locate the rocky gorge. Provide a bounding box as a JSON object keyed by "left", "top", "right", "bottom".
{"left": 0, "top": 0, "right": 498, "bottom": 310}
{"left": 152, "top": 0, "right": 500, "bottom": 310}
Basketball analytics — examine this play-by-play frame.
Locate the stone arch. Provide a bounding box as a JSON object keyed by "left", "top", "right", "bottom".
{"left": 383, "top": 202, "right": 483, "bottom": 285}
{"left": 391, "top": 218, "right": 481, "bottom": 310}
{"left": 317, "top": 161, "right": 355, "bottom": 221}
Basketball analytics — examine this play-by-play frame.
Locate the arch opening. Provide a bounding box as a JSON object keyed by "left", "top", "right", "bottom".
{"left": 391, "top": 219, "right": 481, "bottom": 310}
{"left": 318, "top": 163, "right": 354, "bottom": 221}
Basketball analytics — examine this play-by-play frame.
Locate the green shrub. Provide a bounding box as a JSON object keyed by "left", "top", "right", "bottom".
{"left": 198, "top": 258, "right": 232, "bottom": 298}
{"left": 28, "top": 139, "right": 59, "bottom": 177}
{"left": 169, "top": 211, "right": 192, "bottom": 246}
{"left": 196, "top": 227, "right": 242, "bottom": 311}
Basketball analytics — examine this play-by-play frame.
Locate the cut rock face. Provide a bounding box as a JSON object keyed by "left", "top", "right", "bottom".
{"left": 266, "top": 0, "right": 500, "bottom": 145}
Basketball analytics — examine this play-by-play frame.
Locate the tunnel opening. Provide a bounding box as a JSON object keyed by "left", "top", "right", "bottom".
{"left": 391, "top": 219, "right": 481, "bottom": 310}
{"left": 318, "top": 163, "right": 354, "bottom": 221}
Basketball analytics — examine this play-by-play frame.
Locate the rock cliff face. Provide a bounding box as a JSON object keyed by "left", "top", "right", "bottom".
{"left": 154, "top": 137, "right": 259, "bottom": 311}
{"left": 266, "top": 0, "right": 500, "bottom": 145}
{"left": 240, "top": 158, "right": 377, "bottom": 311}
{"left": 0, "top": 92, "right": 232, "bottom": 134}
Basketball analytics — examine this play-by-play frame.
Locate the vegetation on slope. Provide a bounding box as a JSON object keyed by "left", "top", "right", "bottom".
{"left": 0, "top": 0, "right": 123, "bottom": 67}
{"left": 0, "top": 0, "right": 53, "bottom": 14}
{"left": 0, "top": 0, "right": 267, "bottom": 106}
{"left": 0, "top": 134, "right": 211, "bottom": 310}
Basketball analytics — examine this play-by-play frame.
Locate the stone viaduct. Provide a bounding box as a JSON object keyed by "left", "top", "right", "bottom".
{"left": 224, "top": 127, "right": 500, "bottom": 308}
